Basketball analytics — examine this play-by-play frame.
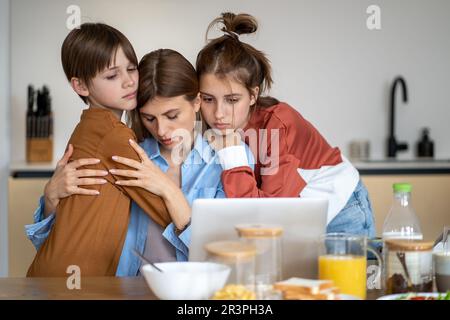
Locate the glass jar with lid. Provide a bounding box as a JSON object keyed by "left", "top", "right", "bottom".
{"left": 384, "top": 239, "right": 434, "bottom": 294}
{"left": 204, "top": 241, "right": 256, "bottom": 287}
{"left": 235, "top": 224, "right": 283, "bottom": 286}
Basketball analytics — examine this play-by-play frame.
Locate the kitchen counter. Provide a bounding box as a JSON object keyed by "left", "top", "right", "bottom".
{"left": 10, "top": 161, "right": 56, "bottom": 178}
{"left": 353, "top": 159, "right": 450, "bottom": 175}
{"left": 10, "top": 159, "right": 450, "bottom": 178}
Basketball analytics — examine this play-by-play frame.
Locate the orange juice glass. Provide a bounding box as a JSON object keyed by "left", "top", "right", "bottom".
{"left": 318, "top": 233, "right": 381, "bottom": 300}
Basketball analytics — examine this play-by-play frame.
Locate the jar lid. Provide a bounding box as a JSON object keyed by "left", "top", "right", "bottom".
{"left": 204, "top": 241, "right": 257, "bottom": 259}
{"left": 385, "top": 239, "right": 434, "bottom": 251}
{"left": 235, "top": 224, "right": 284, "bottom": 238}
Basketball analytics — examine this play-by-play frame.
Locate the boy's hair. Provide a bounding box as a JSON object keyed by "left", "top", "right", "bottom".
{"left": 61, "top": 23, "right": 138, "bottom": 104}
{"left": 129, "top": 49, "right": 199, "bottom": 142}
{"left": 196, "top": 12, "right": 279, "bottom": 108}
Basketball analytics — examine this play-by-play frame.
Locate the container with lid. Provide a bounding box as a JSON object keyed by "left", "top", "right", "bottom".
{"left": 204, "top": 241, "right": 256, "bottom": 287}
{"left": 384, "top": 239, "right": 434, "bottom": 294}
{"left": 235, "top": 224, "right": 283, "bottom": 287}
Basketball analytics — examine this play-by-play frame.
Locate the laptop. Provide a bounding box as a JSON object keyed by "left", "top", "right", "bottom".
{"left": 189, "top": 198, "right": 328, "bottom": 279}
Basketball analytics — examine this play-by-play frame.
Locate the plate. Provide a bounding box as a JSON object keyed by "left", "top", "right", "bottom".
{"left": 338, "top": 294, "right": 362, "bottom": 300}
{"left": 377, "top": 292, "right": 447, "bottom": 300}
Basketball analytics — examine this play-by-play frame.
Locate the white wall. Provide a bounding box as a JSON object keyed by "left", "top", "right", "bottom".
{"left": 0, "top": 0, "right": 10, "bottom": 277}
{"left": 10, "top": 0, "right": 450, "bottom": 163}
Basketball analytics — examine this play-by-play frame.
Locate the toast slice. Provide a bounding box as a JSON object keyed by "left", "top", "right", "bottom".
{"left": 283, "top": 287, "right": 340, "bottom": 300}
{"left": 274, "top": 277, "right": 335, "bottom": 295}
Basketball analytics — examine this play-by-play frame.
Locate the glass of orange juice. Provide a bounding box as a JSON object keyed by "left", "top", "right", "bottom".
{"left": 318, "top": 233, "right": 382, "bottom": 299}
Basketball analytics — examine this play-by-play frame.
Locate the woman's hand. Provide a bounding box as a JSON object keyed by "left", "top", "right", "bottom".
{"left": 205, "top": 128, "right": 242, "bottom": 152}
{"left": 43, "top": 144, "right": 108, "bottom": 217}
{"left": 112, "top": 139, "right": 192, "bottom": 231}
{"left": 110, "top": 139, "right": 177, "bottom": 198}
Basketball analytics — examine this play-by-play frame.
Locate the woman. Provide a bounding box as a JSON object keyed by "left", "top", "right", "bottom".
{"left": 26, "top": 49, "right": 253, "bottom": 276}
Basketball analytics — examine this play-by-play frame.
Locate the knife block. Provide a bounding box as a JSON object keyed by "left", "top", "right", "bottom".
{"left": 26, "top": 138, "right": 53, "bottom": 163}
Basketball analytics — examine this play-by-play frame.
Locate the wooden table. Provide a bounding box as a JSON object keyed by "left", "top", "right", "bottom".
{"left": 0, "top": 277, "right": 383, "bottom": 300}
{"left": 0, "top": 277, "right": 156, "bottom": 300}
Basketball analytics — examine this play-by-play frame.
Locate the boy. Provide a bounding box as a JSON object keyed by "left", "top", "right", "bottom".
{"left": 27, "top": 23, "right": 171, "bottom": 277}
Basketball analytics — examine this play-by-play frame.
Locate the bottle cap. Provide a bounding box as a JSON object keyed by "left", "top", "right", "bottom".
{"left": 393, "top": 183, "right": 412, "bottom": 193}
{"left": 235, "top": 224, "right": 284, "bottom": 238}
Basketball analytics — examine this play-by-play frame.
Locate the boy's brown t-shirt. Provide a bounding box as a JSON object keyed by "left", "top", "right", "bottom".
{"left": 27, "top": 107, "right": 172, "bottom": 277}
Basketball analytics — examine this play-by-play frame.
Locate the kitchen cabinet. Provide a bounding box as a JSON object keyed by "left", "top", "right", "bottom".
{"left": 8, "top": 177, "right": 48, "bottom": 277}
{"left": 361, "top": 174, "right": 450, "bottom": 240}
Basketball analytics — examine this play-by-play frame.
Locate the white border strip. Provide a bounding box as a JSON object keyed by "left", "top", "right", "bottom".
{"left": 0, "top": 0, "right": 11, "bottom": 277}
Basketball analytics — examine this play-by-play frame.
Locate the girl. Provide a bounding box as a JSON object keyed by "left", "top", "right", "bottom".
{"left": 26, "top": 48, "right": 253, "bottom": 276}
{"left": 196, "top": 13, "right": 375, "bottom": 236}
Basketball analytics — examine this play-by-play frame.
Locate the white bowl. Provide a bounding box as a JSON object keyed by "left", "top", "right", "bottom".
{"left": 141, "top": 262, "right": 230, "bottom": 300}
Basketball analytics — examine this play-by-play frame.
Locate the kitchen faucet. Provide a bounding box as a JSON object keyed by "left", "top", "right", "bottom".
{"left": 387, "top": 76, "right": 409, "bottom": 158}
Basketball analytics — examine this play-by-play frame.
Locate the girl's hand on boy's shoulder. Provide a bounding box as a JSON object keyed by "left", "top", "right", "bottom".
{"left": 110, "top": 139, "right": 174, "bottom": 197}
{"left": 205, "top": 129, "right": 242, "bottom": 151}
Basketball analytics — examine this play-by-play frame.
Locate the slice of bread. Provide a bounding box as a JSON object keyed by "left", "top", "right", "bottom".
{"left": 283, "top": 291, "right": 318, "bottom": 300}
{"left": 283, "top": 287, "right": 340, "bottom": 300}
{"left": 274, "top": 277, "right": 335, "bottom": 295}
